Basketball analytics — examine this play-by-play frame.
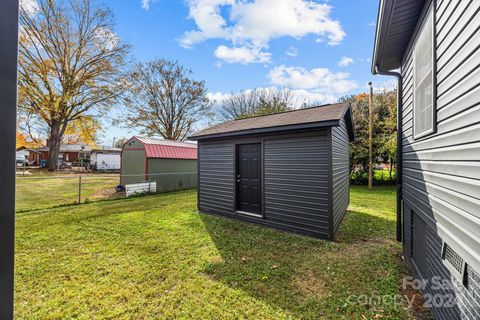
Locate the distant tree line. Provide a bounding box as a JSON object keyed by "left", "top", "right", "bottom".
{"left": 16, "top": 0, "right": 397, "bottom": 177}
{"left": 218, "top": 88, "right": 309, "bottom": 120}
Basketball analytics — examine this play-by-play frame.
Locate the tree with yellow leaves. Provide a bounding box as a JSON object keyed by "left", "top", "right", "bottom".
{"left": 63, "top": 116, "right": 102, "bottom": 145}
{"left": 18, "top": 0, "right": 130, "bottom": 170}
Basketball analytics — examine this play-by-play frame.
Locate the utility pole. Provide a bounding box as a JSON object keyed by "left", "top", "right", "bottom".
{"left": 368, "top": 82, "right": 374, "bottom": 190}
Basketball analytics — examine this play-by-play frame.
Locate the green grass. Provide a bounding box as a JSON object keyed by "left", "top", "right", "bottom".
{"left": 15, "top": 186, "right": 410, "bottom": 319}
{"left": 16, "top": 176, "right": 120, "bottom": 212}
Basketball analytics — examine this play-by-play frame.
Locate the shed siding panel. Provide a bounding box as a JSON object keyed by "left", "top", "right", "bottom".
{"left": 120, "top": 149, "right": 146, "bottom": 186}
{"left": 198, "top": 141, "right": 235, "bottom": 214}
{"left": 147, "top": 158, "right": 197, "bottom": 193}
{"left": 331, "top": 118, "right": 350, "bottom": 234}
{"left": 264, "top": 132, "right": 331, "bottom": 238}
{"left": 400, "top": 1, "right": 480, "bottom": 317}
{"left": 125, "top": 139, "right": 144, "bottom": 149}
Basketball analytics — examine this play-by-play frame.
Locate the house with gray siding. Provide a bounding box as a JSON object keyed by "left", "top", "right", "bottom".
{"left": 372, "top": 0, "right": 480, "bottom": 319}
{"left": 189, "top": 102, "right": 354, "bottom": 239}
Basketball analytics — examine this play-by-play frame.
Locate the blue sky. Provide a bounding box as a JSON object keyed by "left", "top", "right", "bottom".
{"left": 100, "top": 0, "right": 390, "bottom": 144}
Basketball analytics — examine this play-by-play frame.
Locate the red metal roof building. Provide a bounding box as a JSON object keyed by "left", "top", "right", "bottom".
{"left": 133, "top": 136, "right": 197, "bottom": 160}
{"left": 120, "top": 136, "right": 198, "bottom": 192}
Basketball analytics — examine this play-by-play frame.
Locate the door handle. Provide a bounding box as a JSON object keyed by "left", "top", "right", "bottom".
{"left": 236, "top": 179, "right": 240, "bottom": 182}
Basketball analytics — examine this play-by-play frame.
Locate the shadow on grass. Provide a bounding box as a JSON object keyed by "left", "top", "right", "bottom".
{"left": 198, "top": 209, "right": 407, "bottom": 319}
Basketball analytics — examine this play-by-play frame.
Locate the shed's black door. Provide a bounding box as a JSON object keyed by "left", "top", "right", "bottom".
{"left": 236, "top": 143, "right": 261, "bottom": 215}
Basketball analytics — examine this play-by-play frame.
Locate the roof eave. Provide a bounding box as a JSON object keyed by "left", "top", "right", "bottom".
{"left": 372, "top": 0, "right": 394, "bottom": 74}
{"left": 189, "top": 120, "right": 341, "bottom": 141}
{"left": 372, "top": 0, "right": 428, "bottom": 75}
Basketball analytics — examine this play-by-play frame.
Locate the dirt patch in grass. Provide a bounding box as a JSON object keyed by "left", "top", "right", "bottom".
{"left": 293, "top": 269, "right": 327, "bottom": 298}
{"left": 401, "top": 286, "right": 431, "bottom": 320}
{"left": 395, "top": 253, "right": 431, "bottom": 320}
{"left": 91, "top": 187, "right": 120, "bottom": 199}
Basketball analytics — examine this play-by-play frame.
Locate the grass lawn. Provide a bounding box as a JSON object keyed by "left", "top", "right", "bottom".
{"left": 15, "top": 186, "right": 411, "bottom": 319}
{"left": 16, "top": 175, "right": 120, "bottom": 212}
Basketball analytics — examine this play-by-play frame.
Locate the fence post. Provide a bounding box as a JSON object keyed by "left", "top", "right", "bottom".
{"left": 78, "top": 176, "right": 82, "bottom": 204}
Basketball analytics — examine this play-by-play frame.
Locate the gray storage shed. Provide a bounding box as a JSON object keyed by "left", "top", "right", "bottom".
{"left": 189, "top": 102, "right": 354, "bottom": 239}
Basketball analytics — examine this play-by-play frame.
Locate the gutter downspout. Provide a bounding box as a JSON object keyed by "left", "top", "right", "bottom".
{"left": 375, "top": 66, "right": 403, "bottom": 242}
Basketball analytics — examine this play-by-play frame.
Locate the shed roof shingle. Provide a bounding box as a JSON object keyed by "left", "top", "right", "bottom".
{"left": 190, "top": 102, "right": 351, "bottom": 139}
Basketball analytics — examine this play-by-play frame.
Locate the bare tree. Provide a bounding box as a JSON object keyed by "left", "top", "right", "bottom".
{"left": 121, "top": 59, "right": 211, "bottom": 140}
{"left": 218, "top": 89, "right": 259, "bottom": 120}
{"left": 219, "top": 87, "right": 306, "bottom": 120}
{"left": 18, "top": 0, "right": 130, "bottom": 170}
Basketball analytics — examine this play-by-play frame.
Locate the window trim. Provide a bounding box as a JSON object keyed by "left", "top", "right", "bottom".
{"left": 412, "top": 4, "right": 437, "bottom": 140}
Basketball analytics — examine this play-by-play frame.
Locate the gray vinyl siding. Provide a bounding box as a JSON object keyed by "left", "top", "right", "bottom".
{"left": 404, "top": 209, "right": 480, "bottom": 320}
{"left": 263, "top": 131, "right": 330, "bottom": 238}
{"left": 400, "top": 0, "right": 480, "bottom": 318}
{"left": 331, "top": 118, "right": 350, "bottom": 234}
{"left": 401, "top": 0, "right": 480, "bottom": 273}
{"left": 198, "top": 141, "right": 235, "bottom": 214}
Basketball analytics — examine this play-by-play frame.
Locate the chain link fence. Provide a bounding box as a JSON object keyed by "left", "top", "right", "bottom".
{"left": 16, "top": 172, "right": 197, "bottom": 212}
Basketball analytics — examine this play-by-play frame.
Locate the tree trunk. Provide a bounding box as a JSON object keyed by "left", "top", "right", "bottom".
{"left": 47, "top": 122, "right": 65, "bottom": 171}
{"left": 389, "top": 160, "right": 394, "bottom": 181}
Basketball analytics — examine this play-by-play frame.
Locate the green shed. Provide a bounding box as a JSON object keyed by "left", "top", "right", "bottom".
{"left": 120, "top": 136, "right": 197, "bottom": 193}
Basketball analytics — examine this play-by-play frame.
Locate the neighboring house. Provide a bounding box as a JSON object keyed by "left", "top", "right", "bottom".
{"left": 90, "top": 147, "right": 121, "bottom": 171}
{"left": 16, "top": 148, "right": 28, "bottom": 160}
{"left": 33, "top": 143, "right": 92, "bottom": 165}
{"left": 189, "top": 102, "right": 354, "bottom": 239}
{"left": 15, "top": 147, "right": 40, "bottom": 165}
{"left": 120, "top": 136, "right": 197, "bottom": 192}
{"left": 372, "top": 0, "right": 480, "bottom": 319}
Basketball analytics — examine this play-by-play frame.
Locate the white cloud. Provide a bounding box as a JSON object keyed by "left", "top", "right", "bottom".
{"left": 19, "top": 0, "right": 39, "bottom": 16}
{"left": 207, "top": 91, "right": 232, "bottom": 103}
{"left": 338, "top": 56, "right": 354, "bottom": 67}
{"left": 181, "top": 0, "right": 345, "bottom": 63}
{"left": 141, "top": 0, "right": 157, "bottom": 10}
{"left": 94, "top": 27, "right": 119, "bottom": 50}
{"left": 366, "top": 79, "right": 397, "bottom": 92}
{"left": 214, "top": 45, "right": 271, "bottom": 64}
{"left": 289, "top": 89, "right": 337, "bottom": 104}
{"left": 207, "top": 64, "right": 358, "bottom": 109}
{"left": 208, "top": 87, "right": 337, "bottom": 108}
{"left": 357, "top": 57, "right": 369, "bottom": 63}
{"left": 286, "top": 47, "right": 298, "bottom": 57}
{"left": 268, "top": 65, "right": 358, "bottom": 94}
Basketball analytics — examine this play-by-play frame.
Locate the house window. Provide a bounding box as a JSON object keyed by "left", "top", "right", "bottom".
{"left": 413, "top": 9, "right": 436, "bottom": 139}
